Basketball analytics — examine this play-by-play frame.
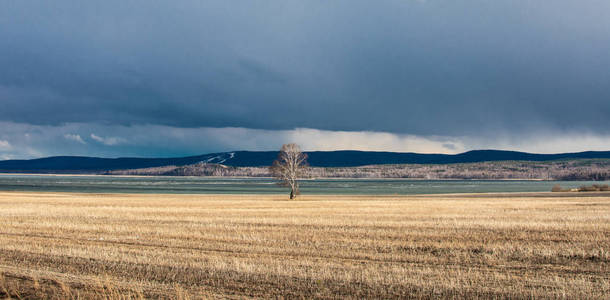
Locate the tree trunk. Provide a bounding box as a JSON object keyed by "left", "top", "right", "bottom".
{"left": 290, "top": 189, "right": 294, "bottom": 199}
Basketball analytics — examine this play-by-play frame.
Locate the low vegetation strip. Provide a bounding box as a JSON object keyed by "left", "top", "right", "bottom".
{"left": 0, "top": 192, "right": 609, "bottom": 299}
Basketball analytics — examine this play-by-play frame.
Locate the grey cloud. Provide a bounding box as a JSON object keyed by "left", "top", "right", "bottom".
{"left": 64, "top": 134, "right": 86, "bottom": 144}
{"left": 90, "top": 134, "right": 125, "bottom": 146}
{"left": 0, "top": 140, "right": 12, "bottom": 151}
{"left": 0, "top": 1, "right": 610, "bottom": 138}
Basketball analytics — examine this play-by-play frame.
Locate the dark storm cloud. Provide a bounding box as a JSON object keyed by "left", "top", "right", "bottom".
{"left": 1, "top": 0, "right": 610, "bottom": 135}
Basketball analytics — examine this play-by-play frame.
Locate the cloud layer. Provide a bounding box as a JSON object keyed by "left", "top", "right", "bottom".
{"left": 1, "top": 1, "right": 609, "bottom": 158}
{"left": 2, "top": 122, "right": 610, "bottom": 160}
{"left": 1, "top": 1, "right": 610, "bottom": 138}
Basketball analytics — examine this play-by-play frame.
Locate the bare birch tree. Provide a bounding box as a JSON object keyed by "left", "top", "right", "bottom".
{"left": 271, "top": 143, "right": 308, "bottom": 199}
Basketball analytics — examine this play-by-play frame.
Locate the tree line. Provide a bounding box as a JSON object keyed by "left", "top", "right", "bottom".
{"left": 106, "top": 158, "right": 610, "bottom": 181}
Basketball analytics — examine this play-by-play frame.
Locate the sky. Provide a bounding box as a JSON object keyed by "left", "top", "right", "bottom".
{"left": 1, "top": 0, "right": 610, "bottom": 159}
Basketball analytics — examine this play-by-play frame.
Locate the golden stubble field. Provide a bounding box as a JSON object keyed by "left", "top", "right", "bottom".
{"left": 0, "top": 191, "right": 608, "bottom": 299}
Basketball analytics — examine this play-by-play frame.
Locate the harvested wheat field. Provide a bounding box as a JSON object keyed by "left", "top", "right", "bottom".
{"left": 0, "top": 191, "right": 609, "bottom": 299}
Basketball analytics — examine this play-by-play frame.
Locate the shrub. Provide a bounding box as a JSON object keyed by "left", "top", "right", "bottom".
{"left": 551, "top": 184, "right": 562, "bottom": 192}
{"left": 578, "top": 185, "right": 600, "bottom": 192}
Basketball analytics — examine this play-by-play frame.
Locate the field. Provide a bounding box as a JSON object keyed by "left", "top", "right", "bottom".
{"left": 0, "top": 192, "right": 609, "bottom": 299}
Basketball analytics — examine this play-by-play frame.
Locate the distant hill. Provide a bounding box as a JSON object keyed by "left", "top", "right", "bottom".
{"left": 1, "top": 150, "right": 610, "bottom": 173}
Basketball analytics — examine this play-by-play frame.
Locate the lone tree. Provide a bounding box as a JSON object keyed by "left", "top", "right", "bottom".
{"left": 271, "top": 143, "right": 308, "bottom": 199}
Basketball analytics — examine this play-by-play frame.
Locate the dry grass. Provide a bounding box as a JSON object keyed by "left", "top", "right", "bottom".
{"left": 0, "top": 191, "right": 608, "bottom": 299}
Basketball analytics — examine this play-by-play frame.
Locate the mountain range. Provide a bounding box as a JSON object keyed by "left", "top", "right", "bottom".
{"left": 1, "top": 150, "right": 610, "bottom": 173}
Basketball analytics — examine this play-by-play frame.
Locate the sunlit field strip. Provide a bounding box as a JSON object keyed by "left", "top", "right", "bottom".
{"left": 0, "top": 192, "right": 608, "bottom": 299}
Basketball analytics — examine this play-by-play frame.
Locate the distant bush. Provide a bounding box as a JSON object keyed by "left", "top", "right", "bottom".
{"left": 596, "top": 184, "right": 610, "bottom": 191}
{"left": 578, "top": 184, "right": 610, "bottom": 192}
{"left": 579, "top": 185, "right": 597, "bottom": 192}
